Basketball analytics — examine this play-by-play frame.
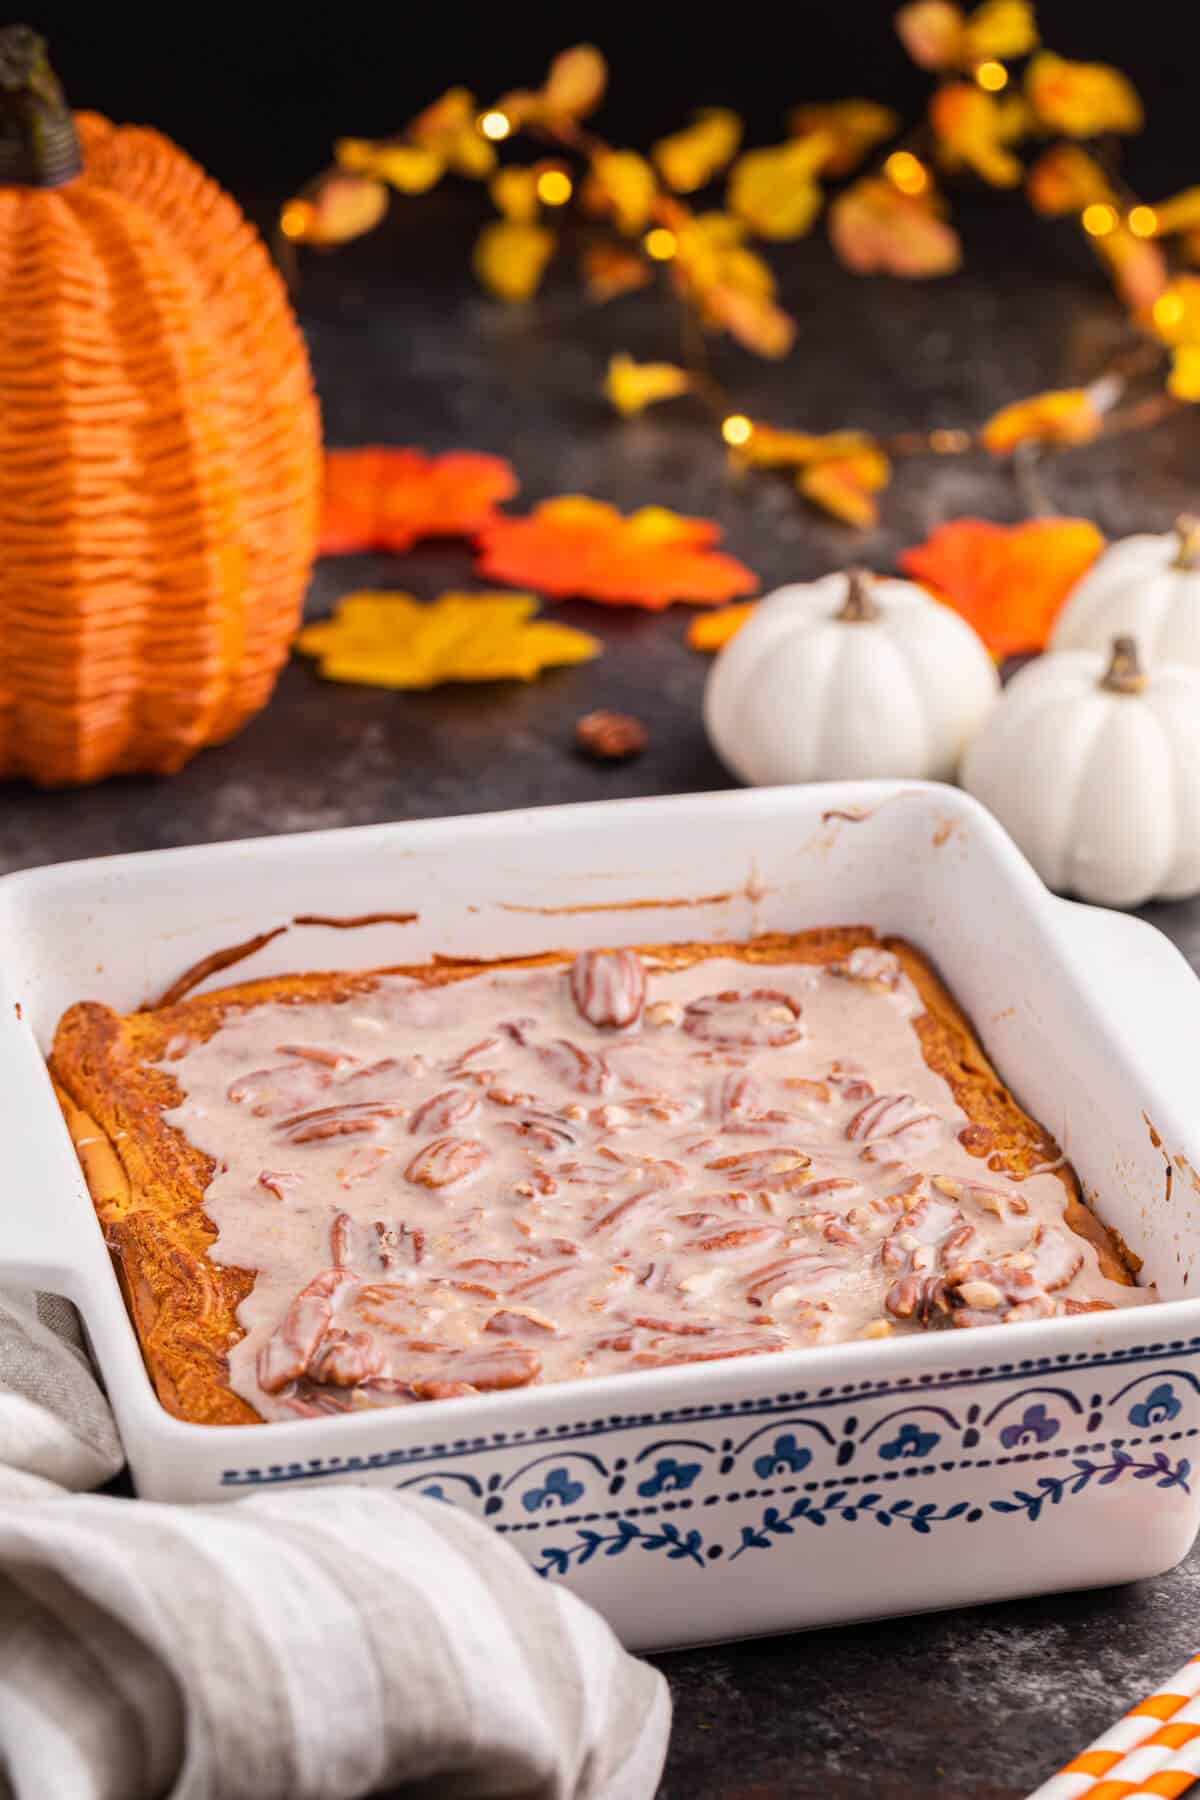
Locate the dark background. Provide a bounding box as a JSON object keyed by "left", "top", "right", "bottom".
{"left": 23, "top": 1, "right": 1200, "bottom": 210}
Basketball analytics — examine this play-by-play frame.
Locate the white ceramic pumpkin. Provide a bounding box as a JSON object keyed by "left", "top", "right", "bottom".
{"left": 1050, "top": 515, "right": 1200, "bottom": 665}
{"left": 962, "top": 635, "right": 1200, "bottom": 908}
{"left": 704, "top": 567, "right": 998, "bottom": 786}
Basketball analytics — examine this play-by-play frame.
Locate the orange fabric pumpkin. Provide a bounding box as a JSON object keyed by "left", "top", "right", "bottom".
{"left": 0, "top": 29, "right": 321, "bottom": 784}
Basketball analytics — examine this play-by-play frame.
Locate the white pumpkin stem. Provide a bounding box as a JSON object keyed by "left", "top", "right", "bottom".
{"left": 1172, "top": 514, "right": 1200, "bottom": 571}
{"left": 1100, "top": 635, "right": 1147, "bottom": 695}
{"left": 836, "top": 568, "right": 880, "bottom": 623}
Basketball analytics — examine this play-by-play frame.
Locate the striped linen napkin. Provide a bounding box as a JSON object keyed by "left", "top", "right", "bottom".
{"left": 0, "top": 1287, "right": 671, "bottom": 1800}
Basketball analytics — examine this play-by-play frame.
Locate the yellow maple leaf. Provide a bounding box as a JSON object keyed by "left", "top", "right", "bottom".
{"left": 829, "top": 176, "right": 961, "bottom": 277}
{"left": 729, "top": 425, "right": 875, "bottom": 470}
{"left": 583, "top": 149, "right": 658, "bottom": 234}
{"left": 981, "top": 389, "right": 1104, "bottom": 455}
{"left": 1149, "top": 277, "right": 1200, "bottom": 346}
{"left": 1147, "top": 189, "right": 1200, "bottom": 237}
{"left": 788, "top": 99, "right": 900, "bottom": 177}
{"left": 490, "top": 166, "right": 542, "bottom": 224}
{"left": 1168, "top": 346, "right": 1200, "bottom": 402}
{"left": 1026, "top": 145, "right": 1114, "bottom": 216}
{"left": 653, "top": 109, "right": 743, "bottom": 194}
{"left": 579, "top": 244, "right": 651, "bottom": 300}
{"left": 727, "top": 137, "right": 832, "bottom": 239}
{"left": 604, "top": 354, "right": 693, "bottom": 417}
{"left": 672, "top": 214, "right": 797, "bottom": 357}
{"left": 798, "top": 447, "right": 891, "bottom": 527}
{"left": 335, "top": 138, "right": 444, "bottom": 194}
{"left": 473, "top": 219, "right": 555, "bottom": 300}
{"left": 499, "top": 45, "right": 608, "bottom": 128}
{"left": 296, "top": 591, "right": 601, "bottom": 689}
{"left": 895, "top": 0, "right": 966, "bottom": 70}
{"left": 931, "top": 84, "right": 1023, "bottom": 186}
{"left": 1025, "top": 52, "right": 1143, "bottom": 138}
{"left": 281, "top": 173, "right": 389, "bottom": 247}
{"left": 1094, "top": 224, "right": 1168, "bottom": 314}
{"left": 687, "top": 602, "right": 759, "bottom": 651}
{"left": 963, "top": 0, "right": 1038, "bottom": 61}
{"left": 408, "top": 86, "right": 496, "bottom": 178}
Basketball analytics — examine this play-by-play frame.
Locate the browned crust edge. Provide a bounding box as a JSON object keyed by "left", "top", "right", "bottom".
{"left": 48, "top": 928, "right": 1133, "bottom": 1427}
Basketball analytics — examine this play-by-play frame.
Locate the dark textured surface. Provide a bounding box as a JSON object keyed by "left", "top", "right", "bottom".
{"left": 25, "top": 202, "right": 1200, "bottom": 1799}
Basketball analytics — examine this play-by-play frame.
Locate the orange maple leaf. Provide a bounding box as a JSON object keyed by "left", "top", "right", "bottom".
{"left": 898, "top": 516, "right": 1105, "bottom": 658}
{"left": 687, "top": 601, "right": 759, "bottom": 651}
{"left": 319, "top": 448, "right": 519, "bottom": 555}
{"left": 474, "top": 497, "right": 758, "bottom": 609}
{"left": 980, "top": 388, "right": 1104, "bottom": 456}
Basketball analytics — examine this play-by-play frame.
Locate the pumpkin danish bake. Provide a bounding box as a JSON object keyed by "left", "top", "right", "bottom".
{"left": 49, "top": 930, "right": 1147, "bottom": 1426}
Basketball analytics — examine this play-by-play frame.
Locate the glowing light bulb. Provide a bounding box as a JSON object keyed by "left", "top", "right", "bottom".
{"left": 721, "top": 414, "right": 753, "bottom": 447}
{"left": 536, "top": 168, "right": 572, "bottom": 206}
{"left": 1082, "top": 202, "right": 1118, "bottom": 237}
{"left": 479, "top": 111, "right": 512, "bottom": 142}
{"left": 1127, "top": 205, "right": 1158, "bottom": 238}
{"left": 1154, "top": 292, "right": 1185, "bottom": 331}
{"left": 643, "top": 226, "right": 678, "bottom": 260}
{"left": 280, "top": 201, "right": 313, "bottom": 241}
{"left": 884, "top": 151, "right": 929, "bottom": 196}
{"left": 975, "top": 60, "right": 1008, "bottom": 91}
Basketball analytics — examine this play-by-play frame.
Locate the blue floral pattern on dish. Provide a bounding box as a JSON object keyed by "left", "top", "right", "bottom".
{"left": 878, "top": 1422, "right": 941, "bottom": 1460}
{"left": 637, "top": 1457, "right": 702, "bottom": 1498}
{"left": 1129, "top": 1383, "right": 1182, "bottom": 1428}
{"left": 752, "top": 1433, "right": 812, "bottom": 1479}
{"left": 521, "top": 1467, "right": 585, "bottom": 1512}
{"left": 998, "top": 1404, "right": 1060, "bottom": 1449}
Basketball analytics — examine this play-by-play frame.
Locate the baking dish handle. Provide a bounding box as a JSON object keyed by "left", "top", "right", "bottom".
{"left": 1051, "top": 898, "right": 1200, "bottom": 1100}
{"left": 0, "top": 1040, "right": 99, "bottom": 1294}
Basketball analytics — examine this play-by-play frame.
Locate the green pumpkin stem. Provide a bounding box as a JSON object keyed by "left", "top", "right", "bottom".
{"left": 1101, "top": 635, "right": 1147, "bottom": 695}
{"left": 836, "top": 568, "right": 880, "bottom": 623}
{"left": 0, "top": 27, "right": 81, "bottom": 188}
{"left": 1173, "top": 514, "right": 1200, "bottom": 572}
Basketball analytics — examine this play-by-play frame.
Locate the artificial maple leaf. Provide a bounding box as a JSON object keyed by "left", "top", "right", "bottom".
{"left": 1168, "top": 347, "right": 1200, "bottom": 402}
{"left": 407, "top": 87, "right": 496, "bottom": 178}
{"left": 296, "top": 591, "right": 601, "bottom": 689}
{"left": 490, "top": 166, "right": 542, "bottom": 223}
{"left": 899, "top": 517, "right": 1105, "bottom": 657}
{"left": 727, "top": 136, "right": 832, "bottom": 239}
{"left": 787, "top": 100, "right": 900, "bottom": 177}
{"left": 319, "top": 448, "right": 518, "bottom": 555}
{"left": 729, "top": 426, "right": 874, "bottom": 470}
{"left": 962, "top": 0, "right": 1038, "bottom": 61}
{"left": 335, "top": 138, "right": 445, "bottom": 194}
{"left": 499, "top": 45, "right": 608, "bottom": 129}
{"left": 895, "top": 0, "right": 966, "bottom": 70}
{"left": 582, "top": 150, "right": 658, "bottom": 235}
{"left": 798, "top": 447, "right": 891, "bottom": 527}
{"left": 931, "top": 84, "right": 1022, "bottom": 187}
{"left": 687, "top": 602, "right": 759, "bottom": 651}
{"left": 604, "top": 354, "right": 693, "bottom": 417}
{"left": 474, "top": 497, "right": 758, "bottom": 609}
{"left": 653, "top": 110, "right": 743, "bottom": 194}
{"left": 1149, "top": 189, "right": 1200, "bottom": 237}
{"left": 829, "top": 177, "right": 961, "bottom": 277}
{"left": 580, "top": 244, "right": 651, "bottom": 300}
{"left": 473, "top": 218, "right": 556, "bottom": 301}
{"left": 1026, "top": 145, "right": 1114, "bottom": 216}
{"left": 1025, "top": 53, "right": 1142, "bottom": 138}
{"left": 673, "top": 214, "right": 796, "bottom": 357}
{"left": 1093, "top": 225, "right": 1168, "bottom": 314}
{"left": 980, "top": 389, "right": 1104, "bottom": 456}
{"left": 281, "top": 173, "right": 388, "bottom": 247}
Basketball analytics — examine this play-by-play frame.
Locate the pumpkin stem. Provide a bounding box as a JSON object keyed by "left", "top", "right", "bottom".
{"left": 836, "top": 568, "right": 880, "bottom": 623}
{"left": 1172, "top": 514, "right": 1200, "bottom": 572}
{"left": 0, "top": 27, "right": 81, "bottom": 188}
{"left": 1100, "top": 635, "right": 1147, "bottom": 695}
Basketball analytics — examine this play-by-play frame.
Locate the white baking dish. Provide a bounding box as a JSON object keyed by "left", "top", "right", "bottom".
{"left": 3, "top": 781, "right": 1200, "bottom": 1651}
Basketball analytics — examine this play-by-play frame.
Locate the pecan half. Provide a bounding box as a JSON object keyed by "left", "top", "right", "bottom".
{"left": 570, "top": 948, "right": 647, "bottom": 1029}
{"left": 404, "top": 1136, "right": 490, "bottom": 1189}
{"left": 409, "top": 1087, "right": 481, "bottom": 1134}
{"left": 575, "top": 710, "right": 648, "bottom": 761}
{"left": 684, "top": 989, "right": 803, "bottom": 1048}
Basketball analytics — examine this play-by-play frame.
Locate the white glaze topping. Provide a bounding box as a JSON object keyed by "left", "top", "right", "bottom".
{"left": 160, "top": 946, "right": 1148, "bottom": 1419}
